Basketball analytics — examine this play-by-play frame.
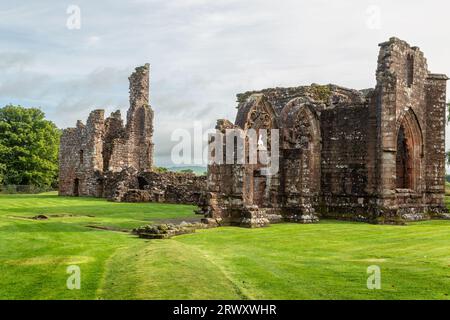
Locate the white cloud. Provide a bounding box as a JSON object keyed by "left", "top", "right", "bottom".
{"left": 0, "top": 0, "right": 449, "bottom": 166}
{"left": 86, "top": 35, "right": 101, "bottom": 46}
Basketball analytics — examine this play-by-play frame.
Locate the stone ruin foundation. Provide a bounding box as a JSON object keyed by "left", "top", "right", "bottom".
{"left": 201, "top": 38, "right": 449, "bottom": 227}
{"left": 58, "top": 64, "right": 206, "bottom": 205}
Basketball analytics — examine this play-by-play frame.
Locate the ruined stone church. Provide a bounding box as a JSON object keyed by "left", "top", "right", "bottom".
{"left": 203, "top": 38, "right": 448, "bottom": 227}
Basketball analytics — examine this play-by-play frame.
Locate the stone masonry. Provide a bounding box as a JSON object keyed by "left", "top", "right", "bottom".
{"left": 58, "top": 64, "right": 205, "bottom": 205}
{"left": 202, "top": 38, "right": 449, "bottom": 227}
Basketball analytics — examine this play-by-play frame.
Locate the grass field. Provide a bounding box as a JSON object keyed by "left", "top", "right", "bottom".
{"left": 0, "top": 192, "right": 449, "bottom": 300}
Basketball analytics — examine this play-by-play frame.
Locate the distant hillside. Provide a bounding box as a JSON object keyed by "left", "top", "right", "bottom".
{"left": 167, "top": 166, "right": 207, "bottom": 176}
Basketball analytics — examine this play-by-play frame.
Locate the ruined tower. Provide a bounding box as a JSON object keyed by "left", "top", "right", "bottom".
{"left": 58, "top": 64, "right": 154, "bottom": 197}
{"left": 126, "top": 64, "right": 154, "bottom": 172}
{"left": 370, "top": 38, "right": 448, "bottom": 221}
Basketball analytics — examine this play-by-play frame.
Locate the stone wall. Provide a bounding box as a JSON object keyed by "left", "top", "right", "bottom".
{"left": 111, "top": 171, "right": 206, "bottom": 205}
{"left": 320, "top": 103, "right": 371, "bottom": 217}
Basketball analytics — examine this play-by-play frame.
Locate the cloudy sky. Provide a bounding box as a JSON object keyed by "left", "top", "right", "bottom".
{"left": 1, "top": 0, "right": 449, "bottom": 166}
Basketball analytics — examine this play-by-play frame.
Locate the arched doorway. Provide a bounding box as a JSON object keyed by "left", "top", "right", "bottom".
{"left": 281, "top": 100, "right": 321, "bottom": 197}
{"left": 395, "top": 108, "right": 423, "bottom": 191}
{"left": 240, "top": 95, "right": 279, "bottom": 208}
{"left": 280, "top": 99, "right": 321, "bottom": 216}
{"left": 294, "top": 106, "right": 321, "bottom": 196}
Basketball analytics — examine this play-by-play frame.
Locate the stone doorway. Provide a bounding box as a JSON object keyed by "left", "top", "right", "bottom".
{"left": 395, "top": 108, "right": 423, "bottom": 192}
{"left": 138, "top": 176, "right": 149, "bottom": 189}
{"left": 73, "top": 178, "right": 80, "bottom": 197}
{"left": 96, "top": 179, "right": 104, "bottom": 198}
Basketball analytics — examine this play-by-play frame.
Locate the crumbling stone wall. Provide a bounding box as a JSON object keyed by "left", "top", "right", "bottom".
{"left": 112, "top": 172, "right": 206, "bottom": 205}
{"left": 203, "top": 38, "right": 448, "bottom": 227}
{"left": 59, "top": 64, "right": 154, "bottom": 198}
{"left": 59, "top": 65, "right": 205, "bottom": 206}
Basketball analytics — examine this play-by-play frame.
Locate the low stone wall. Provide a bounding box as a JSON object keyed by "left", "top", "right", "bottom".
{"left": 132, "top": 221, "right": 211, "bottom": 239}
{"left": 110, "top": 171, "right": 207, "bottom": 205}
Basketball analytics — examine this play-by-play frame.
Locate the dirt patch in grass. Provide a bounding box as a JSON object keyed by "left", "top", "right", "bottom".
{"left": 32, "top": 214, "right": 49, "bottom": 220}
{"left": 9, "top": 214, "right": 96, "bottom": 220}
{"left": 49, "top": 214, "right": 96, "bottom": 218}
{"left": 5, "top": 255, "right": 95, "bottom": 266}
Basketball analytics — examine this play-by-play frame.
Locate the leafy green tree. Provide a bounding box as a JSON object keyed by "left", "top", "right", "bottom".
{"left": 0, "top": 105, "right": 60, "bottom": 187}
{"left": 180, "top": 169, "right": 194, "bottom": 174}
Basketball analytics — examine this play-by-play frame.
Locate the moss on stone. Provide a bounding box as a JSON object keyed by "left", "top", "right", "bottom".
{"left": 309, "top": 84, "right": 332, "bottom": 102}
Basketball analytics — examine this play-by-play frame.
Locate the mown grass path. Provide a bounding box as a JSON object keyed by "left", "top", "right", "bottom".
{"left": 1, "top": 193, "right": 449, "bottom": 299}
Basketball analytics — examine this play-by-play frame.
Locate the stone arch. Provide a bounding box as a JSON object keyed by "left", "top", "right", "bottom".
{"left": 236, "top": 94, "right": 278, "bottom": 131}
{"left": 281, "top": 99, "right": 321, "bottom": 196}
{"left": 235, "top": 94, "right": 279, "bottom": 208}
{"left": 395, "top": 108, "right": 423, "bottom": 191}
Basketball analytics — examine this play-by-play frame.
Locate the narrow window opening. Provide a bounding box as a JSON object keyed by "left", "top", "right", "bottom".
{"left": 396, "top": 126, "right": 413, "bottom": 189}
{"left": 406, "top": 54, "right": 414, "bottom": 88}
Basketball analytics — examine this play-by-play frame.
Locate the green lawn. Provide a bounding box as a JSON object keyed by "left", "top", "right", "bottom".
{"left": 0, "top": 193, "right": 449, "bottom": 300}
